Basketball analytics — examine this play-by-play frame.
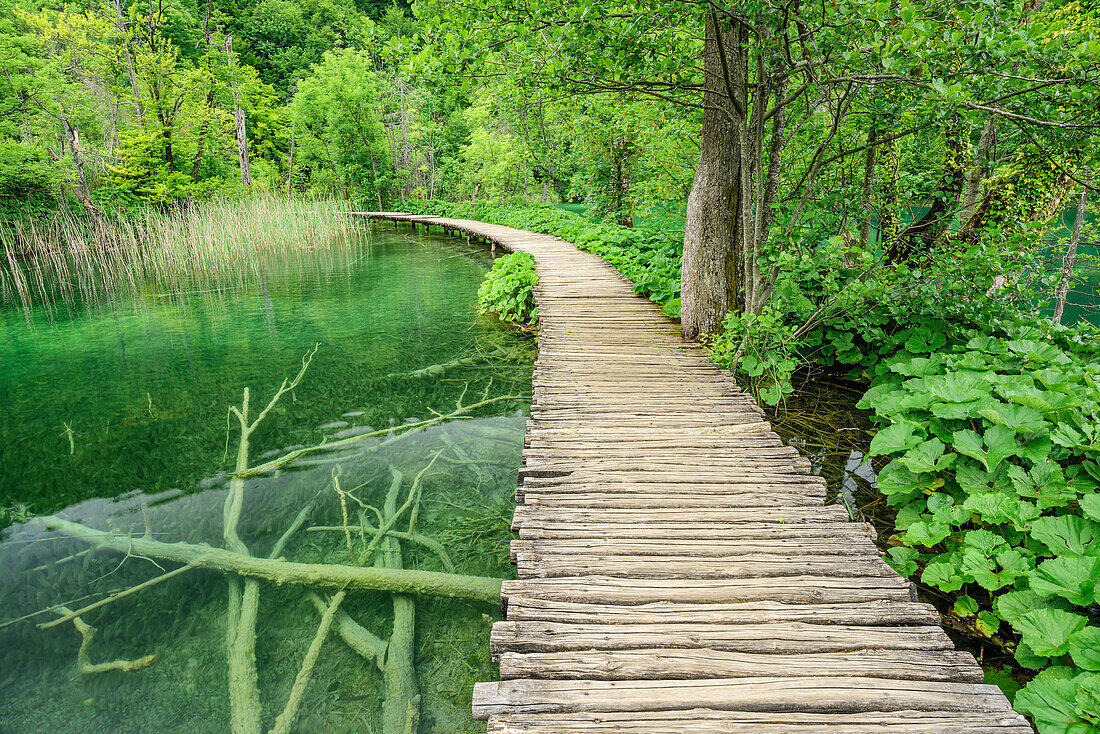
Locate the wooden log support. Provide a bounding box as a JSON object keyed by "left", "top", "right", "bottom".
{"left": 355, "top": 212, "right": 1029, "bottom": 731}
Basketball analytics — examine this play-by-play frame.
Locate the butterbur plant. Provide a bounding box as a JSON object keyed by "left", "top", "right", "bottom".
{"left": 861, "top": 324, "right": 1100, "bottom": 733}
{"left": 477, "top": 251, "right": 538, "bottom": 327}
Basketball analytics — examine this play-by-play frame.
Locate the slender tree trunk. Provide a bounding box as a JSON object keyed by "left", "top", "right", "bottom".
{"left": 681, "top": 13, "right": 743, "bottom": 340}
{"left": 368, "top": 148, "right": 383, "bottom": 210}
{"left": 859, "top": 126, "right": 878, "bottom": 249}
{"left": 58, "top": 102, "right": 106, "bottom": 225}
{"left": 1053, "top": 181, "right": 1089, "bottom": 324}
{"left": 112, "top": 0, "right": 146, "bottom": 125}
{"left": 286, "top": 130, "right": 296, "bottom": 201}
{"left": 398, "top": 79, "right": 410, "bottom": 196}
{"left": 224, "top": 36, "right": 252, "bottom": 189}
{"left": 961, "top": 116, "right": 997, "bottom": 228}
{"left": 190, "top": 0, "right": 214, "bottom": 184}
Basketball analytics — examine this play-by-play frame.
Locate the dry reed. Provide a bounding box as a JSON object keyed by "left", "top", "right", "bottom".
{"left": 0, "top": 197, "right": 360, "bottom": 310}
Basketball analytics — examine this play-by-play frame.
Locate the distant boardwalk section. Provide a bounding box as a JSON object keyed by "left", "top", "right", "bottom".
{"left": 360, "top": 212, "right": 1030, "bottom": 733}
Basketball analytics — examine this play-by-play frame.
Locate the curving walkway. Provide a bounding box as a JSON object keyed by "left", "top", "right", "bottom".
{"left": 361, "top": 213, "right": 1031, "bottom": 733}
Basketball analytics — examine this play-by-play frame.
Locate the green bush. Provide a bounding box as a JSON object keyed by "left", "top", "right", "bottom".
{"left": 477, "top": 251, "right": 538, "bottom": 326}
{"left": 860, "top": 323, "right": 1100, "bottom": 733}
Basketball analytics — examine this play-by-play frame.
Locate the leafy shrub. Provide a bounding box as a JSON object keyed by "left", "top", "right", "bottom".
{"left": 706, "top": 305, "right": 802, "bottom": 406}
{"left": 477, "top": 251, "right": 538, "bottom": 326}
{"left": 860, "top": 323, "right": 1100, "bottom": 733}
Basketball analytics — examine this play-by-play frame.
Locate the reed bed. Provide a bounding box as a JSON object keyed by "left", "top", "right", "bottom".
{"left": 0, "top": 197, "right": 361, "bottom": 310}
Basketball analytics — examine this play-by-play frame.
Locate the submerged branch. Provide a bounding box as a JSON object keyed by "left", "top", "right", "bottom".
{"left": 43, "top": 517, "right": 503, "bottom": 605}
{"left": 57, "top": 607, "right": 156, "bottom": 675}
{"left": 270, "top": 589, "right": 346, "bottom": 734}
{"left": 234, "top": 394, "right": 525, "bottom": 479}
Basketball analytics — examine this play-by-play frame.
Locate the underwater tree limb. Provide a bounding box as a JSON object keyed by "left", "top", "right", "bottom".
{"left": 39, "top": 562, "right": 196, "bottom": 630}
{"left": 234, "top": 394, "right": 525, "bottom": 479}
{"left": 42, "top": 517, "right": 504, "bottom": 604}
{"left": 307, "top": 525, "right": 455, "bottom": 573}
{"left": 378, "top": 469, "right": 420, "bottom": 734}
{"left": 57, "top": 607, "right": 156, "bottom": 675}
{"left": 307, "top": 592, "right": 387, "bottom": 666}
{"left": 270, "top": 589, "right": 346, "bottom": 734}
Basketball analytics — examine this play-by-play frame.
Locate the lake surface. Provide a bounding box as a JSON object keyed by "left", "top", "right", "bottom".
{"left": 0, "top": 227, "right": 533, "bottom": 732}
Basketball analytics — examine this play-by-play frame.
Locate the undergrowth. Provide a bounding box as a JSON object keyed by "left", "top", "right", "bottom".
{"left": 477, "top": 251, "right": 538, "bottom": 327}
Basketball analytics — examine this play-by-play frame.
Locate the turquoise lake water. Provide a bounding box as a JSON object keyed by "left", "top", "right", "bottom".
{"left": 0, "top": 227, "right": 533, "bottom": 732}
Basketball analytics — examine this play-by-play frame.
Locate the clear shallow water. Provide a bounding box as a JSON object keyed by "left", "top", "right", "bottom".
{"left": 0, "top": 228, "right": 533, "bottom": 733}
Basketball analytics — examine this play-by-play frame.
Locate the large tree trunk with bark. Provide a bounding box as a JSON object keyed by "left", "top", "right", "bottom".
{"left": 1054, "top": 181, "right": 1089, "bottom": 324}
{"left": 681, "top": 13, "right": 742, "bottom": 341}
{"left": 961, "top": 116, "right": 998, "bottom": 227}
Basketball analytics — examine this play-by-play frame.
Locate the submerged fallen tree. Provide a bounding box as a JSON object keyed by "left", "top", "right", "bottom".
{"left": 27, "top": 347, "right": 520, "bottom": 734}
{"left": 41, "top": 517, "right": 503, "bottom": 605}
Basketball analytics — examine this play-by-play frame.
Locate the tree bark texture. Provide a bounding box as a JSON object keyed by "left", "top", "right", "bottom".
{"left": 1053, "top": 181, "right": 1089, "bottom": 324}
{"left": 224, "top": 36, "right": 253, "bottom": 189}
{"left": 681, "top": 13, "right": 742, "bottom": 340}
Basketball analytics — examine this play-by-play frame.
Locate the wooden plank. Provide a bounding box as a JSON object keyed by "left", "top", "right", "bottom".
{"left": 485, "top": 710, "right": 1033, "bottom": 733}
{"left": 514, "top": 554, "right": 893, "bottom": 580}
{"left": 514, "top": 521, "right": 878, "bottom": 541}
{"left": 472, "top": 678, "right": 1012, "bottom": 717}
{"left": 509, "top": 537, "right": 879, "bottom": 563}
{"left": 503, "top": 597, "right": 941, "bottom": 626}
{"left": 489, "top": 621, "right": 954, "bottom": 656}
{"left": 498, "top": 648, "right": 981, "bottom": 682}
{"left": 499, "top": 576, "right": 916, "bottom": 605}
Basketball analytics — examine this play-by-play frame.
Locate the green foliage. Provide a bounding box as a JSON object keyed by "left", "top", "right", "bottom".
{"left": 861, "top": 324, "right": 1100, "bottom": 733}
{"left": 289, "top": 48, "right": 391, "bottom": 204}
{"left": 476, "top": 251, "right": 538, "bottom": 326}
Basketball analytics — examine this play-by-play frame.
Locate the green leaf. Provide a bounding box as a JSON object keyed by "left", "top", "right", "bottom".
{"left": 898, "top": 439, "right": 955, "bottom": 474}
{"left": 953, "top": 595, "right": 979, "bottom": 616}
{"left": 1030, "top": 516, "right": 1100, "bottom": 557}
{"left": 1069, "top": 626, "right": 1100, "bottom": 671}
{"left": 952, "top": 425, "right": 1017, "bottom": 472}
{"left": 1015, "top": 608, "right": 1087, "bottom": 657}
{"left": 886, "top": 546, "right": 919, "bottom": 575}
{"left": 922, "top": 560, "right": 964, "bottom": 592}
{"left": 979, "top": 402, "right": 1047, "bottom": 433}
{"left": 996, "top": 589, "right": 1046, "bottom": 625}
{"left": 868, "top": 421, "right": 924, "bottom": 457}
{"left": 919, "top": 371, "right": 988, "bottom": 403}
{"left": 1031, "top": 556, "right": 1100, "bottom": 606}
{"left": 976, "top": 610, "right": 1000, "bottom": 637}
{"left": 1015, "top": 667, "right": 1090, "bottom": 728}
{"left": 1080, "top": 494, "right": 1100, "bottom": 522}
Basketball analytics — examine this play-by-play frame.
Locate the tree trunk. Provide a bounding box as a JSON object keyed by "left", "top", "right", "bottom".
{"left": 58, "top": 102, "right": 106, "bottom": 226}
{"left": 1053, "top": 181, "right": 1089, "bottom": 324}
{"left": 286, "top": 130, "right": 296, "bottom": 201}
{"left": 961, "top": 116, "right": 997, "bottom": 228}
{"left": 112, "top": 0, "right": 146, "bottom": 126}
{"left": 681, "top": 13, "right": 742, "bottom": 340}
{"left": 398, "top": 79, "right": 411, "bottom": 196}
{"left": 224, "top": 36, "right": 252, "bottom": 189}
{"left": 190, "top": 0, "right": 215, "bottom": 184}
{"left": 368, "top": 148, "right": 383, "bottom": 210}
{"left": 895, "top": 114, "right": 968, "bottom": 258}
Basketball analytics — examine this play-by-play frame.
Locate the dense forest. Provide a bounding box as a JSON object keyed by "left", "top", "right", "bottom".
{"left": 4, "top": 0, "right": 1100, "bottom": 731}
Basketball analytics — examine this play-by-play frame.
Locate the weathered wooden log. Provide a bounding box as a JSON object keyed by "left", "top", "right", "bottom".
{"left": 42, "top": 517, "right": 503, "bottom": 605}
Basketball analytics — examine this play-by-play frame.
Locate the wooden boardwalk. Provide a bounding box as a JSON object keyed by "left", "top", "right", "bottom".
{"left": 362, "top": 213, "right": 1031, "bottom": 733}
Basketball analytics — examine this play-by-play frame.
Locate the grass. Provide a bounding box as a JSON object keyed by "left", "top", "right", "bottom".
{"left": 0, "top": 197, "right": 359, "bottom": 310}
